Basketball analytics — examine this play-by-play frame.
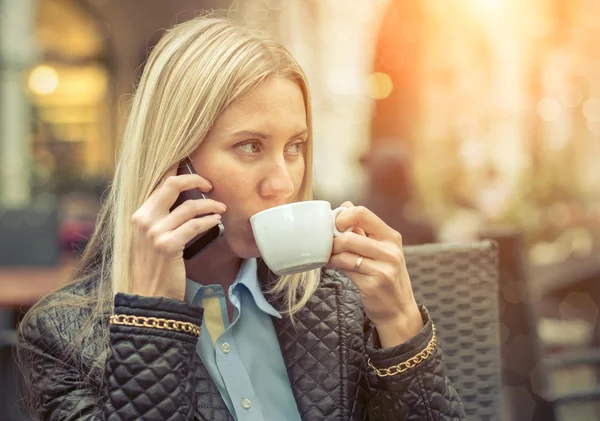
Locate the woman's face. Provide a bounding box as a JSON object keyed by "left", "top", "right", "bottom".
{"left": 190, "top": 77, "right": 308, "bottom": 258}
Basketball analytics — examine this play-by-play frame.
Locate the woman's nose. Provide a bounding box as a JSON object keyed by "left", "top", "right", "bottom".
{"left": 259, "top": 160, "right": 295, "bottom": 200}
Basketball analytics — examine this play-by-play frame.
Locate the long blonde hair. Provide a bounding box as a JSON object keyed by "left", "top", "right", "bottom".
{"left": 18, "top": 14, "right": 319, "bottom": 410}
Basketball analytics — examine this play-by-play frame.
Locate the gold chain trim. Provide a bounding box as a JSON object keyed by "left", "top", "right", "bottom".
{"left": 368, "top": 323, "right": 437, "bottom": 377}
{"left": 109, "top": 314, "right": 201, "bottom": 337}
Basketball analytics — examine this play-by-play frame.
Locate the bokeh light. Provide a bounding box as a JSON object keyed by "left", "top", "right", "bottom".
{"left": 561, "top": 86, "right": 584, "bottom": 108}
{"left": 28, "top": 65, "right": 59, "bottom": 95}
{"left": 582, "top": 97, "right": 600, "bottom": 122}
{"left": 367, "top": 72, "right": 393, "bottom": 100}
{"left": 558, "top": 292, "right": 599, "bottom": 328}
{"left": 537, "top": 97, "right": 561, "bottom": 122}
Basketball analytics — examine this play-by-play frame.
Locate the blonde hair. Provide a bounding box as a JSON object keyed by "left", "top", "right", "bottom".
{"left": 18, "top": 14, "right": 319, "bottom": 411}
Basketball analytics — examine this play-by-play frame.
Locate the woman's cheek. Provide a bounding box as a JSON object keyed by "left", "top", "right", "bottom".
{"left": 291, "top": 159, "right": 306, "bottom": 192}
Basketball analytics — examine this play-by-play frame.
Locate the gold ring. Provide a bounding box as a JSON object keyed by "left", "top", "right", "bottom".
{"left": 353, "top": 255, "right": 364, "bottom": 272}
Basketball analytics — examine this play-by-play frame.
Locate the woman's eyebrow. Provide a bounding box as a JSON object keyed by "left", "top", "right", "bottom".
{"left": 230, "top": 128, "right": 308, "bottom": 140}
{"left": 231, "top": 130, "right": 270, "bottom": 140}
{"left": 292, "top": 128, "right": 309, "bottom": 139}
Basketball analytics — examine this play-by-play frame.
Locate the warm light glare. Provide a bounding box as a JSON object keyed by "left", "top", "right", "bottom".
{"left": 29, "top": 65, "right": 59, "bottom": 95}
{"left": 537, "top": 97, "right": 561, "bottom": 122}
{"left": 368, "top": 72, "right": 393, "bottom": 100}
{"left": 562, "top": 87, "right": 583, "bottom": 108}
{"left": 587, "top": 121, "right": 600, "bottom": 136}
{"left": 459, "top": 140, "right": 485, "bottom": 169}
{"left": 583, "top": 98, "right": 600, "bottom": 122}
{"left": 465, "top": 0, "right": 503, "bottom": 14}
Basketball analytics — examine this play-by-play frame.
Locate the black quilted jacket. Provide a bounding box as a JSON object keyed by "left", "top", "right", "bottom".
{"left": 18, "top": 261, "right": 465, "bottom": 420}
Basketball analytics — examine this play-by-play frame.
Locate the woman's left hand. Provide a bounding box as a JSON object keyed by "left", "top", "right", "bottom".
{"left": 326, "top": 202, "right": 424, "bottom": 348}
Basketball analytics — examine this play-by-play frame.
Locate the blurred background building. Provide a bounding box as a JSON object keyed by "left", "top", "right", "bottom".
{"left": 1, "top": 0, "right": 600, "bottom": 420}
{"left": 2, "top": 0, "right": 598, "bottom": 260}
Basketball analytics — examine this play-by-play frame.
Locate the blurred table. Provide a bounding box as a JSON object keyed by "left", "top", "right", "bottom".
{"left": 529, "top": 250, "right": 600, "bottom": 297}
{"left": 529, "top": 248, "right": 600, "bottom": 352}
{"left": 0, "top": 257, "right": 77, "bottom": 308}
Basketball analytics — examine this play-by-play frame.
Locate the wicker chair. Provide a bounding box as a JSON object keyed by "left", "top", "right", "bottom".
{"left": 405, "top": 240, "right": 501, "bottom": 421}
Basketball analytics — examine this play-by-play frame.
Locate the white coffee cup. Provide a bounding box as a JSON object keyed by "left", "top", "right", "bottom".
{"left": 250, "top": 200, "right": 350, "bottom": 275}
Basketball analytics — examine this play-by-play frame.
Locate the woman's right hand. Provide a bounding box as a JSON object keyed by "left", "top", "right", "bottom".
{"left": 130, "top": 165, "right": 226, "bottom": 300}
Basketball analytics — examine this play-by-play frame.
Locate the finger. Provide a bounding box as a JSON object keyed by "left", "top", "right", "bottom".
{"left": 353, "top": 226, "right": 367, "bottom": 237}
{"left": 149, "top": 174, "right": 213, "bottom": 214}
{"left": 337, "top": 202, "right": 367, "bottom": 236}
{"left": 342, "top": 204, "right": 367, "bottom": 236}
{"left": 156, "top": 214, "right": 223, "bottom": 254}
{"left": 326, "top": 251, "right": 377, "bottom": 276}
{"left": 332, "top": 232, "right": 399, "bottom": 261}
{"left": 155, "top": 199, "right": 226, "bottom": 232}
{"left": 335, "top": 205, "right": 392, "bottom": 240}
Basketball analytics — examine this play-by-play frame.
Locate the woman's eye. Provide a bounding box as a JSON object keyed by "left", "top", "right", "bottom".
{"left": 286, "top": 142, "right": 305, "bottom": 154}
{"left": 237, "top": 142, "right": 261, "bottom": 154}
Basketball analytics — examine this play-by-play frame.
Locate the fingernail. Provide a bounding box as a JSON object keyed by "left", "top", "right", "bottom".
{"left": 214, "top": 214, "right": 222, "bottom": 220}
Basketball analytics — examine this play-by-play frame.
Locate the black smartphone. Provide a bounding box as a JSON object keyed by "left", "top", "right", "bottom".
{"left": 169, "top": 158, "right": 225, "bottom": 260}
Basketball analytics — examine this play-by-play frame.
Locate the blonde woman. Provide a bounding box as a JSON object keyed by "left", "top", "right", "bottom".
{"left": 17, "top": 16, "right": 465, "bottom": 421}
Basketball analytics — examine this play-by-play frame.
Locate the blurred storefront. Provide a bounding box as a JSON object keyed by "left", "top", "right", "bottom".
{"left": 1, "top": 0, "right": 233, "bottom": 202}
{"left": 0, "top": 0, "right": 233, "bottom": 260}
{"left": 30, "top": 0, "right": 113, "bottom": 196}
{"left": 1, "top": 0, "right": 599, "bottom": 264}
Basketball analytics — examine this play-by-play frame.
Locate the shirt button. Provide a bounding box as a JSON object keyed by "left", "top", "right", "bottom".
{"left": 241, "top": 398, "right": 252, "bottom": 410}
{"left": 220, "top": 342, "right": 230, "bottom": 354}
{"left": 204, "top": 288, "right": 214, "bottom": 296}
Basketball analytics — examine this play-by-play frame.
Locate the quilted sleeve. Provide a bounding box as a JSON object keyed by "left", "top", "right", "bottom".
{"left": 365, "top": 305, "right": 466, "bottom": 421}
{"left": 18, "top": 293, "right": 202, "bottom": 421}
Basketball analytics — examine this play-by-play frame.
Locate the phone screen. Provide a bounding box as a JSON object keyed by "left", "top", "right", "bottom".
{"left": 169, "top": 159, "right": 224, "bottom": 259}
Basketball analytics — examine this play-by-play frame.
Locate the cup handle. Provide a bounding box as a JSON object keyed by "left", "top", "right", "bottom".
{"left": 331, "top": 207, "right": 353, "bottom": 237}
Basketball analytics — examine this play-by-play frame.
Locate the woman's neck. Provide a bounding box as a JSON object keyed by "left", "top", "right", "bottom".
{"left": 184, "top": 241, "right": 243, "bottom": 289}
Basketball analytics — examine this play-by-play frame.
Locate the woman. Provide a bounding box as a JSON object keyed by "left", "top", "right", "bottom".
{"left": 17, "top": 16, "right": 465, "bottom": 421}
